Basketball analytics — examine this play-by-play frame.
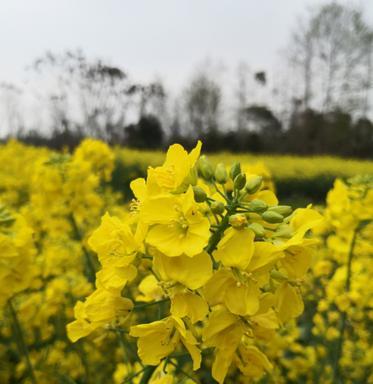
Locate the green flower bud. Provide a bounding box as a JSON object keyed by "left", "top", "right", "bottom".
{"left": 214, "top": 163, "right": 228, "bottom": 184}
{"left": 261, "top": 210, "right": 284, "bottom": 223}
{"left": 210, "top": 201, "right": 225, "bottom": 214}
{"left": 268, "top": 205, "right": 292, "bottom": 217}
{"left": 229, "top": 213, "right": 247, "bottom": 229}
{"left": 245, "top": 199, "right": 267, "bottom": 213}
{"left": 273, "top": 224, "right": 293, "bottom": 238}
{"left": 248, "top": 222, "right": 265, "bottom": 238}
{"left": 0, "top": 213, "right": 15, "bottom": 226}
{"left": 234, "top": 173, "right": 246, "bottom": 191}
{"left": 229, "top": 161, "right": 241, "bottom": 181}
{"left": 193, "top": 186, "right": 207, "bottom": 202}
{"left": 245, "top": 176, "right": 263, "bottom": 194}
{"left": 270, "top": 269, "right": 288, "bottom": 282}
{"left": 186, "top": 167, "right": 198, "bottom": 186}
{"left": 198, "top": 156, "right": 214, "bottom": 180}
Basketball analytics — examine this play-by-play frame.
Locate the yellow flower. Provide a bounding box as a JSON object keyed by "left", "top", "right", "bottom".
{"left": 73, "top": 138, "right": 115, "bottom": 181}
{"left": 202, "top": 307, "right": 244, "bottom": 383}
{"left": 275, "top": 282, "right": 304, "bottom": 323}
{"left": 285, "top": 207, "right": 324, "bottom": 246}
{"left": 236, "top": 344, "right": 273, "bottom": 380}
{"left": 147, "top": 141, "right": 202, "bottom": 192}
{"left": 88, "top": 212, "right": 142, "bottom": 267}
{"left": 274, "top": 207, "right": 324, "bottom": 279}
{"left": 170, "top": 291, "right": 209, "bottom": 323}
{"left": 67, "top": 289, "right": 133, "bottom": 342}
{"left": 95, "top": 264, "right": 137, "bottom": 293}
{"left": 130, "top": 316, "right": 201, "bottom": 370}
{"left": 213, "top": 227, "right": 255, "bottom": 269}
{"left": 130, "top": 141, "right": 202, "bottom": 199}
{"left": 153, "top": 250, "right": 212, "bottom": 290}
{"left": 0, "top": 213, "right": 36, "bottom": 305}
{"left": 247, "top": 242, "right": 284, "bottom": 273}
{"left": 136, "top": 275, "right": 164, "bottom": 302}
{"left": 143, "top": 188, "right": 210, "bottom": 257}
{"left": 204, "top": 270, "right": 260, "bottom": 316}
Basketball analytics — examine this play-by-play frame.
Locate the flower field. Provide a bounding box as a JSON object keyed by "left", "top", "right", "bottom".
{"left": 113, "top": 148, "right": 373, "bottom": 205}
{"left": 0, "top": 139, "right": 372, "bottom": 384}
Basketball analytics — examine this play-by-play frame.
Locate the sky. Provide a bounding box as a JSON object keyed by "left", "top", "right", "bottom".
{"left": 0, "top": 0, "right": 372, "bottom": 94}
{"left": 0, "top": 0, "right": 372, "bottom": 135}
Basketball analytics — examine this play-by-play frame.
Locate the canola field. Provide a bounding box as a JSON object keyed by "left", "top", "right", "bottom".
{"left": 0, "top": 139, "right": 372, "bottom": 384}
{"left": 114, "top": 148, "right": 373, "bottom": 205}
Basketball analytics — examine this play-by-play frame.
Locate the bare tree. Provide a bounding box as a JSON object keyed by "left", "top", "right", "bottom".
{"left": 234, "top": 62, "right": 250, "bottom": 132}
{"left": 183, "top": 69, "right": 222, "bottom": 137}
{"left": 31, "top": 50, "right": 134, "bottom": 142}
{"left": 0, "top": 83, "right": 24, "bottom": 136}
{"left": 362, "top": 31, "right": 373, "bottom": 117}
{"left": 288, "top": 18, "right": 315, "bottom": 109}
{"left": 287, "top": 2, "right": 373, "bottom": 115}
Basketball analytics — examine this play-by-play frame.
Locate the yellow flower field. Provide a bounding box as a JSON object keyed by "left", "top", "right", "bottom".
{"left": 116, "top": 148, "right": 373, "bottom": 181}
{"left": 0, "top": 139, "right": 372, "bottom": 384}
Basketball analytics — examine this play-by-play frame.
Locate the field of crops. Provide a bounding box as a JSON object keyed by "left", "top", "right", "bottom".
{"left": 114, "top": 148, "right": 373, "bottom": 206}
{"left": 0, "top": 139, "right": 372, "bottom": 384}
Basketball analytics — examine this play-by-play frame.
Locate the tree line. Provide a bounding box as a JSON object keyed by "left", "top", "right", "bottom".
{"left": 1, "top": 1, "right": 373, "bottom": 158}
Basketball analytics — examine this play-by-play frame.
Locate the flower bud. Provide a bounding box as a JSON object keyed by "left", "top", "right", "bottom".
{"left": 193, "top": 186, "right": 207, "bottom": 202}
{"left": 262, "top": 210, "right": 284, "bottom": 223}
{"left": 0, "top": 205, "right": 15, "bottom": 226}
{"left": 210, "top": 201, "right": 225, "bottom": 215}
{"left": 268, "top": 205, "right": 292, "bottom": 217}
{"left": 198, "top": 156, "right": 214, "bottom": 180}
{"left": 246, "top": 199, "right": 267, "bottom": 213}
{"left": 214, "top": 163, "right": 228, "bottom": 184}
{"left": 229, "top": 214, "right": 247, "bottom": 228}
{"left": 245, "top": 176, "right": 263, "bottom": 194}
{"left": 185, "top": 167, "right": 198, "bottom": 186}
{"left": 229, "top": 162, "right": 241, "bottom": 181}
{"left": 234, "top": 173, "right": 246, "bottom": 191}
{"left": 248, "top": 222, "right": 265, "bottom": 238}
{"left": 270, "top": 269, "right": 287, "bottom": 282}
{"left": 273, "top": 224, "right": 293, "bottom": 238}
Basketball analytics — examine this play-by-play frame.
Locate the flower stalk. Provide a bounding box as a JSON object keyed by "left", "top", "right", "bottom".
{"left": 8, "top": 298, "right": 37, "bottom": 384}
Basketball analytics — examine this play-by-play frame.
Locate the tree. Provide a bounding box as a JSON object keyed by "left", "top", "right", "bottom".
{"left": 287, "top": 2, "right": 373, "bottom": 115}
{"left": 245, "top": 105, "right": 282, "bottom": 152}
{"left": 31, "top": 50, "right": 134, "bottom": 143}
{"left": 183, "top": 70, "right": 222, "bottom": 137}
{"left": 0, "top": 83, "right": 24, "bottom": 136}
{"left": 234, "top": 63, "right": 250, "bottom": 133}
{"left": 352, "top": 118, "right": 373, "bottom": 157}
{"left": 125, "top": 114, "right": 164, "bottom": 149}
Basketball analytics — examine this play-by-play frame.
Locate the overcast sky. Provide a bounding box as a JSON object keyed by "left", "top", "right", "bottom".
{"left": 1, "top": 0, "right": 372, "bottom": 94}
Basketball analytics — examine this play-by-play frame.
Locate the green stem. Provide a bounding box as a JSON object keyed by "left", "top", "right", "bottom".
{"left": 212, "top": 182, "right": 228, "bottom": 202}
{"left": 76, "top": 342, "right": 91, "bottom": 383}
{"left": 133, "top": 298, "right": 170, "bottom": 311}
{"left": 116, "top": 330, "right": 129, "bottom": 363}
{"left": 122, "top": 366, "right": 147, "bottom": 383}
{"left": 205, "top": 213, "right": 229, "bottom": 266}
{"left": 169, "top": 348, "right": 213, "bottom": 361}
{"left": 168, "top": 360, "right": 199, "bottom": 383}
{"left": 7, "top": 299, "right": 37, "bottom": 384}
{"left": 205, "top": 202, "right": 237, "bottom": 256}
{"left": 206, "top": 199, "right": 220, "bottom": 225}
{"left": 139, "top": 365, "right": 157, "bottom": 384}
{"left": 332, "top": 226, "right": 359, "bottom": 383}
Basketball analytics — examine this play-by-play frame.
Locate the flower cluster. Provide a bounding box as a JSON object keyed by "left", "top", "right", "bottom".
{"left": 270, "top": 176, "right": 373, "bottom": 384}
{"left": 309, "top": 176, "right": 372, "bottom": 383}
{"left": 0, "top": 139, "right": 123, "bottom": 384}
{"left": 0, "top": 205, "right": 36, "bottom": 306}
{"left": 68, "top": 141, "right": 323, "bottom": 383}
